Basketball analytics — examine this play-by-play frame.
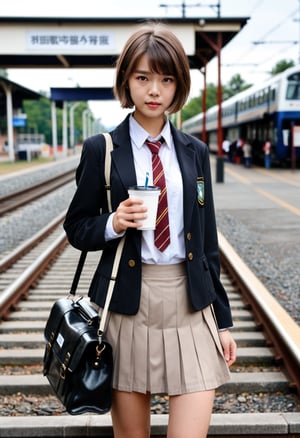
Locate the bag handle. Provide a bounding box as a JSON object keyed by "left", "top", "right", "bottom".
{"left": 69, "top": 251, "right": 87, "bottom": 295}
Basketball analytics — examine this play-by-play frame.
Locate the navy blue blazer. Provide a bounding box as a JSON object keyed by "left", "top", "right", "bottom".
{"left": 63, "top": 114, "right": 233, "bottom": 329}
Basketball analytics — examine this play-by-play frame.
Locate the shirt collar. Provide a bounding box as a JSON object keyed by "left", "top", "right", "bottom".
{"left": 129, "top": 113, "right": 172, "bottom": 150}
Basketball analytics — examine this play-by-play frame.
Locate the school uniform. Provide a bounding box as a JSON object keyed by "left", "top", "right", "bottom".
{"left": 64, "top": 113, "right": 232, "bottom": 395}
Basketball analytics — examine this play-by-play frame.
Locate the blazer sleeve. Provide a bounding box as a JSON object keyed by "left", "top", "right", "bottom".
{"left": 201, "top": 145, "right": 233, "bottom": 329}
{"left": 63, "top": 134, "right": 113, "bottom": 252}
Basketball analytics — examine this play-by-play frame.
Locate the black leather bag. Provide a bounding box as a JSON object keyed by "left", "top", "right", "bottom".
{"left": 43, "top": 133, "right": 123, "bottom": 415}
{"left": 43, "top": 285, "right": 113, "bottom": 415}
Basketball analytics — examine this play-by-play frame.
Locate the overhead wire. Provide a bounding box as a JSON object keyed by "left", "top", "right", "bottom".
{"left": 224, "top": 3, "right": 299, "bottom": 68}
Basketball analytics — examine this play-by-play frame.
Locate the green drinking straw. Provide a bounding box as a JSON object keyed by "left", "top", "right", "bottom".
{"left": 145, "top": 172, "right": 149, "bottom": 188}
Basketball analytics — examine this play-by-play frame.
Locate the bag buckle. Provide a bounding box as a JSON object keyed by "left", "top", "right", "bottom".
{"left": 94, "top": 342, "right": 106, "bottom": 368}
{"left": 60, "top": 352, "right": 71, "bottom": 380}
{"left": 60, "top": 364, "right": 67, "bottom": 380}
{"left": 47, "top": 331, "right": 55, "bottom": 349}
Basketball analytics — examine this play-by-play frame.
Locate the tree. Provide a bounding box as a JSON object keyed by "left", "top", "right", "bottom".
{"left": 270, "top": 60, "right": 295, "bottom": 76}
{"left": 182, "top": 82, "right": 219, "bottom": 121}
{"left": 22, "top": 97, "right": 90, "bottom": 145}
{"left": 22, "top": 96, "right": 59, "bottom": 145}
{"left": 181, "top": 96, "right": 201, "bottom": 121}
{"left": 182, "top": 77, "right": 252, "bottom": 122}
{"left": 223, "top": 74, "right": 251, "bottom": 100}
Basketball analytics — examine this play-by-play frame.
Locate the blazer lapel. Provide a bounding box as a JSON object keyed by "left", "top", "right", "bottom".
{"left": 110, "top": 115, "right": 137, "bottom": 197}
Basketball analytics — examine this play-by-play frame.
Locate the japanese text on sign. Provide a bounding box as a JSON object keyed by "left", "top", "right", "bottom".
{"left": 27, "top": 31, "right": 114, "bottom": 51}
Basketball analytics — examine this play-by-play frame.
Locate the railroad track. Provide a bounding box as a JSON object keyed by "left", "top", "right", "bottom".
{"left": 0, "top": 226, "right": 299, "bottom": 437}
{"left": 0, "top": 168, "right": 75, "bottom": 216}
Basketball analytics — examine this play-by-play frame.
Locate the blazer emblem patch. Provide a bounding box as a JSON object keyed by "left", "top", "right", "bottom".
{"left": 197, "top": 177, "right": 204, "bottom": 206}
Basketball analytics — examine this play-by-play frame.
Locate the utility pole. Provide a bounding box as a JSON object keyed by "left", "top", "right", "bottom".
{"left": 159, "top": 0, "right": 221, "bottom": 18}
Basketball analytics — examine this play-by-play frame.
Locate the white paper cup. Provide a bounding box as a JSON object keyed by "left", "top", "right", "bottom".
{"left": 128, "top": 186, "right": 161, "bottom": 230}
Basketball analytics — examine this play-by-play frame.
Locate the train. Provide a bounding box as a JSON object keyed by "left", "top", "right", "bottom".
{"left": 182, "top": 65, "right": 300, "bottom": 166}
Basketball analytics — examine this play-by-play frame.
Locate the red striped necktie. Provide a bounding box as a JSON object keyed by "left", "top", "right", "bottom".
{"left": 145, "top": 138, "right": 170, "bottom": 252}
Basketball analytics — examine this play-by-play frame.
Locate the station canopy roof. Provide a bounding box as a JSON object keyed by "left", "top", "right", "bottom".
{"left": 0, "top": 16, "right": 248, "bottom": 70}
{"left": 0, "top": 77, "right": 43, "bottom": 116}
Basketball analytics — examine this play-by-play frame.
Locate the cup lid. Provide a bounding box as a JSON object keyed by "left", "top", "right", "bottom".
{"left": 128, "top": 185, "right": 160, "bottom": 191}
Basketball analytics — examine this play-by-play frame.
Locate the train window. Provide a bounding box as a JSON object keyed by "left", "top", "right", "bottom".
{"left": 271, "top": 88, "right": 276, "bottom": 101}
{"left": 286, "top": 73, "right": 300, "bottom": 99}
{"left": 288, "top": 73, "right": 300, "bottom": 81}
{"left": 286, "top": 84, "right": 300, "bottom": 100}
{"left": 258, "top": 92, "right": 262, "bottom": 104}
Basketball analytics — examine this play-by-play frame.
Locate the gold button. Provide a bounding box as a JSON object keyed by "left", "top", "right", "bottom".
{"left": 188, "top": 252, "right": 193, "bottom": 261}
{"left": 128, "top": 259, "right": 136, "bottom": 267}
{"left": 186, "top": 232, "right": 192, "bottom": 240}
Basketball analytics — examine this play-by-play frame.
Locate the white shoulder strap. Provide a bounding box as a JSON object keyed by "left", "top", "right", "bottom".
{"left": 99, "top": 132, "right": 125, "bottom": 334}
{"left": 103, "top": 133, "right": 113, "bottom": 212}
{"left": 99, "top": 235, "right": 125, "bottom": 334}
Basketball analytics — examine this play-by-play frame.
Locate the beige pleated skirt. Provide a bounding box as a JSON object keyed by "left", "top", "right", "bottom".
{"left": 104, "top": 262, "right": 231, "bottom": 396}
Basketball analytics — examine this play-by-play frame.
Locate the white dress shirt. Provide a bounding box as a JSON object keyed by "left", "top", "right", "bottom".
{"left": 105, "top": 114, "right": 185, "bottom": 264}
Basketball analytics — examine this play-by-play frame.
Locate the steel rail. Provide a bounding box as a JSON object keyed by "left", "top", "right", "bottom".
{"left": 0, "top": 232, "right": 68, "bottom": 320}
{"left": 0, "top": 169, "right": 75, "bottom": 216}
{"left": 218, "top": 231, "right": 300, "bottom": 395}
{"left": 0, "top": 211, "right": 66, "bottom": 273}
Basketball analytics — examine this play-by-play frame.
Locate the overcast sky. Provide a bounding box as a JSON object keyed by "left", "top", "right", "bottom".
{"left": 1, "top": 0, "right": 300, "bottom": 127}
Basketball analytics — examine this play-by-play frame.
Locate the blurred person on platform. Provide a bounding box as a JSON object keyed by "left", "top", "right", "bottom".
{"left": 263, "top": 139, "right": 272, "bottom": 169}
{"left": 242, "top": 140, "right": 252, "bottom": 168}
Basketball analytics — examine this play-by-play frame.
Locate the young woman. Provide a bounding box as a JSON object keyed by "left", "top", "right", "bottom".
{"left": 64, "top": 22, "right": 237, "bottom": 438}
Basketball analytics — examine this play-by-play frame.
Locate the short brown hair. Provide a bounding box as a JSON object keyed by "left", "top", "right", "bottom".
{"left": 113, "top": 22, "right": 191, "bottom": 114}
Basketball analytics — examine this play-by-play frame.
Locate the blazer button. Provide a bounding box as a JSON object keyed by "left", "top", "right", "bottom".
{"left": 128, "top": 259, "right": 136, "bottom": 268}
{"left": 188, "top": 252, "right": 193, "bottom": 261}
{"left": 186, "top": 232, "right": 192, "bottom": 240}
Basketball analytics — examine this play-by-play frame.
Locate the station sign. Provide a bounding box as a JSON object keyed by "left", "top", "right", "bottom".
{"left": 13, "top": 114, "right": 27, "bottom": 127}
{"left": 26, "top": 31, "right": 115, "bottom": 52}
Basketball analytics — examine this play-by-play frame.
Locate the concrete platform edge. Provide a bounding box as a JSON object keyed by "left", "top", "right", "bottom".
{"left": 0, "top": 413, "right": 300, "bottom": 437}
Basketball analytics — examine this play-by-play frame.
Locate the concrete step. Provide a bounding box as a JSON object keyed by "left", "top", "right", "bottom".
{"left": 0, "top": 372, "right": 289, "bottom": 395}
{"left": 0, "top": 319, "right": 260, "bottom": 334}
{"left": 8, "top": 308, "right": 254, "bottom": 322}
{"left": 232, "top": 331, "right": 266, "bottom": 346}
{"left": 0, "top": 347, "right": 275, "bottom": 366}
{"left": 223, "top": 300, "right": 246, "bottom": 310}
{"left": 0, "top": 333, "right": 44, "bottom": 347}
{"left": 8, "top": 310, "right": 56, "bottom": 320}
{"left": 231, "top": 320, "right": 258, "bottom": 331}
{"left": 231, "top": 309, "right": 253, "bottom": 320}
{"left": 14, "top": 300, "right": 248, "bottom": 313}
{"left": 16, "top": 301, "right": 54, "bottom": 310}
{"left": 0, "top": 320, "right": 46, "bottom": 333}
{"left": 26, "top": 294, "right": 70, "bottom": 301}
{"left": 0, "top": 331, "right": 266, "bottom": 348}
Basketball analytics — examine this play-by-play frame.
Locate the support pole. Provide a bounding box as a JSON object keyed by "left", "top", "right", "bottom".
{"left": 1, "top": 81, "right": 15, "bottom": 162}
{"left": 216, "top": 32, "right": 224, "bottom": 183}
{"left": 201, "top": 66, "right": 207, "bottom": 145}
{"left": 199, "top": 31, "right": 224, "bottom": 182}
{"left": 62, "top": 101, "right": 68, "bottom": 157}
{"left": 69, "top": 102, "right": 80, "bottom": 148}
{"left": 51, "top": 101, "right": 58, "bottom": 160}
